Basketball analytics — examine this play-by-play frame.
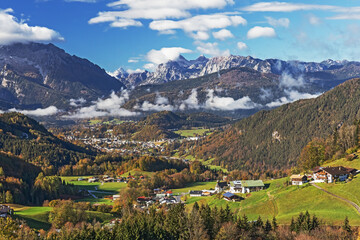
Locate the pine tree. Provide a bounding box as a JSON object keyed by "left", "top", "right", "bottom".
{"left": 342, "top": 216, "right": 352, "bottom": 234}
{"left": 272, "top": 216, "right": 278, "bottom": 230}
{"left": 264, "top": 220, "right": 272, "bottom": 233}
{"left": 290, "top": 217, "right": 295, "bottom": 232}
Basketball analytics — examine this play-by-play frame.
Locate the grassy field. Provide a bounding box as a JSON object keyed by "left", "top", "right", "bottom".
{"left": 184, "top": 177, "right": 360, "bottom": 225}
{"left": 15, "top": 206, "right": 52, "bottom": 230}
{"left": 181, "top": 155, "right": 228, "bottom": 173}
{"left": 172, "top": 181, "right": 217, "bottom": 194}
{"left": 120, "top": 169, "right": 156, "bottom": 178}
{"left": 14, "top": 205, "right": 114, "bottom": 230}
{"left": 174, "top": 128, "right": 211, "bottom": 137}
{"left": 88, "top": 119, "right": 125, "bottom": 125}
{"left": 61, "top": 176, "right": 127, "bottom": 193}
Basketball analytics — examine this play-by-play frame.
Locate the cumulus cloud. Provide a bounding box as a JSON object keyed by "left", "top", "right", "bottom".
{"left": 237, "top": 41, "right": 248, "bottom": 50}
{"left": 110, "top": 19, "right": 142, "bottom": 28}
{"left": 65, "top": 91, "right": 138, "bottom": 119}
{"left": 89, "top": 0, "right": 235, "bottom": 28}
{"left": 212, "top": 29, "right": 234, "bottom": 40}
{"left": 195, "top": 41, "right": 230, "bottom": 56}
{"left": 179, "top": 88, "right": 200, "bottom": 110}
{"left": 247, "top": 26, "right": 276, "bottom": 39}
{"left": 189, "top": 31, "right": 210, "bottom": 40}
{"left": 265, "top": 17, "right": 290, "bottom": 28}
{"left": 204, "top": 89, "right": 260, "bottom": 110}
{"left": 242, "top": 2, "right": 337, "bottom": 12}
{"left": 69, "top": 98, "right": 86, "bottom": 107}
{"left": 146, "top": 47, "right": 192, "bottom": 65}
{"left": 149, "top": 14, "right": 246, "bottom": 37}
{"left": 136, "top": 93, "right": 174, "bottom": 111}
{"left": 0, "top": 8, "right": 64, "bottom": 45}
{"left": 9, "top": 106, "right": 60, "bottom": 116}
{"left": 279, "top": 72, "right": 305, "bottom": 88}
{"left": 266, "top": 90, "right": 321, "bottom": 107}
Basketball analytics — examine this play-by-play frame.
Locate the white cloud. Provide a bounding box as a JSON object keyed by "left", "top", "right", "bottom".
{"left": 266, "top": 90, "right": 321, "bottom": 107}
{"left": 90, "top": 0, "right": 235, "bottom": 27}
{"left": 212, "top": 29, "right": 234, "bottom": 40}
{"left": 237, "top": 41, "right": 247, "bottom": 50}
{"left": 65, "top": 91, "right": 138, "bottom": 119}
{"left": 189, "top": 31, "right": 210, "bottom": 40}
{"left": 204, "top": 89, "right": 260, "bottom": 110}
{"left": 242, "top": 2, "right": 337, "bottom": 12}
{"left": 179, "top": 89, "right": 200, "bottom": 110}
{"left": 149, "top": 14, "right": 246, "bottom": 37}
{"left": 128, "top": 59, "right": 139, "bottom": 63}
{"left": 265, "top": 17, "right": 289, "bottom": 28}
{"left": 0, "top": 8, "right": 63, "bottom": 45}
{"left": 9, "top": 106, "right": 60, "bottom": 116}
{"left": 279, "top": 72, "right": 305, "bottom": 88}
{"left": 127, "top": 68, "right": 144, "bottom": 74}
{"left": 110, "top": 19, "right": 143, "bottom": 28}
{"left": 195, "top": 41, "right": 230, "bottom": 56}
{"left": 308, "top": 14, "right": 321, "bottom": 25}
{"left": 136, "top": 93, "right": 174, "bottom": 111}
{"left": 143, "top": 63, "right": 157, "bottom": 71}
{"left": 69, "top": 98, "right": 86, "bottom": 107}
{"left": 247, "top": 26, "right": 276, "bottom": 39}
{"left": 146, "top": 47, "right": 192, "bottom": 64}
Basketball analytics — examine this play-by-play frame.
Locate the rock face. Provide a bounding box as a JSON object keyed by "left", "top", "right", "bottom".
{"left": 0, "top": 42, "right": 125, "bottom": 109}
{"left": 115, "top": 54, "right": 353, "bottom": 87}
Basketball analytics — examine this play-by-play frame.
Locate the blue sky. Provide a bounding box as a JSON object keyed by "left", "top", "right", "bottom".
{"left": 1, "top": 0, "right": 360, "bottom": 73}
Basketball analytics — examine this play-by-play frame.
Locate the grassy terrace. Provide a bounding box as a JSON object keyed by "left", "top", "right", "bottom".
{"left": 184, "top": 177, "right": 360, "bottom": 225}
{"left": 174, "top": 128, "right": 211, "bottom": 137}
{"left": 61, "top": 176, "right": 127, "bottom": 193}
{"left": 172, "top": 181, "right": 217, "bottom": 194}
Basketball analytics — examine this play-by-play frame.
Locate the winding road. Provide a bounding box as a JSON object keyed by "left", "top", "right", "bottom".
{"left": 311, "top": 183, "right": 360, "bottom": 214}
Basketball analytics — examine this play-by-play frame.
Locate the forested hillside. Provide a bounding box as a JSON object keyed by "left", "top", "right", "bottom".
{"left": 0, "top": 112, "right": 94, "bottom": 170}
{"left": 193, "top": 78, "right": 360, "bottom": 172}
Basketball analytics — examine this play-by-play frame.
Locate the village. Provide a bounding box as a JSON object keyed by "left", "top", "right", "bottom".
{"left": 67, "top": 164, "right": 360, "bottom": 211}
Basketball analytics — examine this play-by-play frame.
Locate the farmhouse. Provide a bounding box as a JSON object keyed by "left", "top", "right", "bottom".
{"left": 290, "top": 175, "right": 307, "bottom": 185}
{"left": 215, "top": 180, "right": 229, "bottom": 193}
{"left": 0, "top": 205, "right": 12, "bottom": 218}
{"left": 229, "top": 181, "right": 242, "bottom": 193}
{"left": 88, "top": 177, "right": 98, "bottom": 183}
{"left": 113, "top": 195, "right": 120, "bottom": 201}
{"left": 313, "top": 166, "right": 357, "bottom": 183}
{"left": 223, "top": 192, "right": 241, "bottom": 202}
{"left": 229, "top": 180, "right": 265, "bottom": 194}
{"left": 189, "top": 190, "right": 203, "bottom": 197}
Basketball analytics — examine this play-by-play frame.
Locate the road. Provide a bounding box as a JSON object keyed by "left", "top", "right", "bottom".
{"left": 311, "top": 183, "right": 360, "bottom": 214}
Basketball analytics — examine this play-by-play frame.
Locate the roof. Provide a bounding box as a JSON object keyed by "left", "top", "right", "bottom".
{"left": 216, "top": 181, "right": 228, "bottom": 188}
{"left": 189, "top": 191, "right": 203, "bottom": 195}
{"left": 321, "top": 166, "right": 353, "bottom": 176}
{"left": 223, "top": 192, "right": 235, "bottom": 198}
{"left": 290, "top": 175, "right": 306, "bottom": 180}
{"left": 241, "top": 180, "right": 265, "bottom": 188}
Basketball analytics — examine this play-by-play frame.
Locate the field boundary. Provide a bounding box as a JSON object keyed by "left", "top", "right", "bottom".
{"left": 311, "top": 183, "right": 360, "bottom": 215}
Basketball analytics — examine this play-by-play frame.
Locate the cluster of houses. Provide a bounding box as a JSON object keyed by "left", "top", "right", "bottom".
{"left": 187, "top": 180, "right": 266, "bottom": 202}
{"left": 290, "top": 166, "right": 358, "bottom": 185}
{"left": 133, "top": 189, "right": 182, "bottom": 209}
{"left": 85, "top": 174, "right": 142, "bottom": 184}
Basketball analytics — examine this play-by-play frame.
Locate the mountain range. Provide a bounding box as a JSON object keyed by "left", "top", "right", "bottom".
{"left": 2, "top": 42, "right": 360, "bottom": 120}
{"left": 113, "top": 54, "right": 357, "bottom": 88}
{"left": 0, "top": 43, "right": 125, "bottom": 109}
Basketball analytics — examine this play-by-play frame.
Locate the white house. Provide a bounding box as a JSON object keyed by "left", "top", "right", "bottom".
{"left": 229, "top": 180, "right": 265, "bottom": 194}
{"left": 290, "top": 175, "right": 307, "bottom": 185}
